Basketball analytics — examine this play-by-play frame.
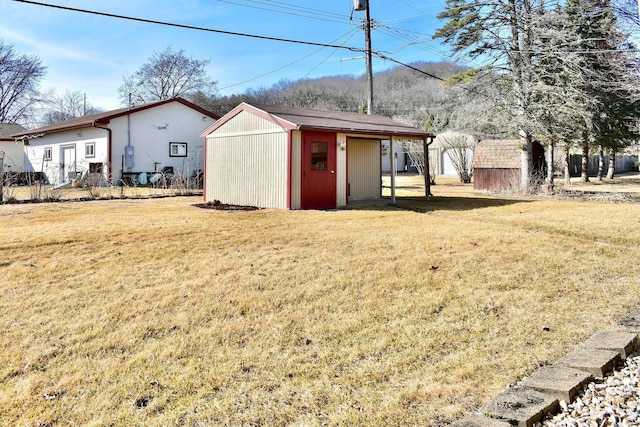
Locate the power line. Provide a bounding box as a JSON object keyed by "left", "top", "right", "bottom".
{"left": 215, "top": 0, "right": 354, "bottom": 25}
{"left": 12, "top": 0, "right": 366, "bottom": 54}
{"left": 218, "top": 29, "right": 361, "bottom": 90}
{"left": 12, "top": 0, "right": 490, "bottom": 98}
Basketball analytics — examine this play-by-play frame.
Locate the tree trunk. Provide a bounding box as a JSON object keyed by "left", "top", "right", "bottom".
{"left": 520, "top": 135, "right": 533, "bottom": 191}
{"left": 563, "top": 144, "right": 571, "bottom": 187}
{"left": 597, "top": 145, "right": 604, "bottom": 181}
{"left": 546, "top": 138, "right": 554, "bottom": 193}
{"left": 606, "top": 151, "right": 615, "bottom": 179}
{"left": 580, "top": 132, "right": 590, "bottom": 182}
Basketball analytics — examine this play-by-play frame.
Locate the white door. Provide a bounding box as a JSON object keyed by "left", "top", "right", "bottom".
{"left": 441, "top": 148, "right": 473, "bottom": 177}
{"left": 60, "top": 145, "right": 76, "bottom": 184}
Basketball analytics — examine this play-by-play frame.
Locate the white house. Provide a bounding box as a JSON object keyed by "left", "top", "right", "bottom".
{"left": 12, "top": 98, "right": 219, "bottom": 186}
{"left": 201, "top": 103, "right": 434, "bottom": 210}
{"left": 0, "top": 123, "right": 27, "bottom": 173}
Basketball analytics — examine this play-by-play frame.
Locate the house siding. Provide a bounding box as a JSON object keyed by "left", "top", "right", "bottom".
{"left": 205, "top": 112, "right": 289, "bottom": 209}
{"left": 109, "top": 102, "right": 210, "bottom": 179}
{"left": 22, "top": 101, "right": 214, "bottom": 185}
{"left": 347, "top": 138, "right": 381, "bottom": 200}
{"left": 0, "top": 140, "right": 25, "bottom": 171}
{"left": 24, "top": 128, "right": 108, "bottom": 185}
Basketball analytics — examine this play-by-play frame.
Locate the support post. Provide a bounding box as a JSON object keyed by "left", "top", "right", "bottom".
{"left": 0, "top": 151, "right": 4, "bottom": 202}
{"left": 423, "top": 136, "right": 434, "bottom": 199}
{"left": 390, "top": 136, "right": 396, "bottom": 204}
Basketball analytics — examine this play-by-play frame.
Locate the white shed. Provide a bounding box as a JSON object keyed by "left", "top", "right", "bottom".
{"left": 12, "top": 98, "right": 219, "bottom": 186}
{"left": 201, "top": 103, "right": 433, "bottom": 210}
{"left": 0, "top": 123, "right": 27, "bottom": 173}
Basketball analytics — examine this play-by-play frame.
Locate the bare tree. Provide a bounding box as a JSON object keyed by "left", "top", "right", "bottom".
{"left": 439, "top": 134, "right": 474, "bottom": 183}
{"left": 0, "top": 40, "right": 46, "bottom": 125}
{"left": 118, "top": 47, "right": 217, "bottom": 106}
{"left": 41, "top": 90, "right": 102, "bottom": 125}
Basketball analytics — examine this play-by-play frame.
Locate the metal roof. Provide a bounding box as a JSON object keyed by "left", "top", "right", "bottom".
{"left": 11, "top": 98, "right": 220, "bottom": 138}
{"left": 201, "top": 103, "right": 433, "bottom": 139}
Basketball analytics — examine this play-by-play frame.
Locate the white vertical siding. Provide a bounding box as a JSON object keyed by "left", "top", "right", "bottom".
{"left": 347, "top": 138, "right": 381, "bottom": 200}
{"left": 205, "top": 111, "right": 290, "bottom": 209}
{"left": 336, "top": 133, "right": 348, "bottom": 207}
{"left": 290, "top": 131, "right": 302, "bottom": 210}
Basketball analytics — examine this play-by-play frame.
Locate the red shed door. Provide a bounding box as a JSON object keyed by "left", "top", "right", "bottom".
{"left": 302, "top": 132, "right": 336, "bottom": 209}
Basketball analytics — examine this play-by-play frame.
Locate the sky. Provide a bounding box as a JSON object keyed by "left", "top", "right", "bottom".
{"left": 1, "top": 0, "right": 453, "bottom": 112}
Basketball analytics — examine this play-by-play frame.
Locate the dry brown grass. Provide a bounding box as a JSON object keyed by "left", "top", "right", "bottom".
{"left": 1, "top": 190, "right": 640, "bottom": 426}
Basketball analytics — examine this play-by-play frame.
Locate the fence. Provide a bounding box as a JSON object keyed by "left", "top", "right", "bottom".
{"left": 567, "top": 154, "right": 638, "bottom": 177}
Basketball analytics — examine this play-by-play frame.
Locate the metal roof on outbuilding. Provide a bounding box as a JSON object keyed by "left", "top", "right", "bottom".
{"left": 201, "top": 103, "right": 433, "bottom": 140}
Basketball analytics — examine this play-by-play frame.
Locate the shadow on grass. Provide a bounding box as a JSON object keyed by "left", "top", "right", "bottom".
{"left": 403, "top": 196, "right": 535, "bottom": 212}
{"left": 347, "top": 196, "right": 533, "bottom": 213}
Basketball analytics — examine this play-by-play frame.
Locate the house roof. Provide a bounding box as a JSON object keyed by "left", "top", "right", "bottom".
{"left": 473, "top": 139, "right": 523, "bottom": 169}
{"left": 201, "top": 103, "right": 434, "bottom": 139}
{"left": 11, "top": 98, "right": 220, "bottom": 138}
{"left": 0, "top": 123, "right": 27, "bottom": 140}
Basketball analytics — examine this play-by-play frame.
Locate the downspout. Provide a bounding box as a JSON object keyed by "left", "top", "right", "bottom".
{"left": 93, "top": 122, "right": 112, "bottom": 184}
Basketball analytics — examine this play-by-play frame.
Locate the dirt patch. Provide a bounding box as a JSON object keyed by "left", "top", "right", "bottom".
{"left": 193, "top": 200, "right": 261, "bottom": 211}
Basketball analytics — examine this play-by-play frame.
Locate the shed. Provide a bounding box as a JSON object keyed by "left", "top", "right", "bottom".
{"left": 473, "top": 139, "right": 545, "bottom": 191}
{"left": 0, "top": 123, "right": 27, "bottom": 172}
{"left": 201, "top": 103, "right": 434, "bottom": 209}
{"left": 12, "top": 98, "right": 219, "bottom": 186}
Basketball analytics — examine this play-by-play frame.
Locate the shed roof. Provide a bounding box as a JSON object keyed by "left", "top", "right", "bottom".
{"left": 201, "top": 103, "right": 433, "bottom": 139}
{"left": 0, "top": 123, "right": 27, "bottom": 140}
{"left": 11, "top": 98, "right": 220, "bottom": 138}
{"left": 473, "top": 139, "right": 523, "bottom": 169}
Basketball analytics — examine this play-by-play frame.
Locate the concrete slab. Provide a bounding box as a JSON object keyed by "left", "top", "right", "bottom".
{"left": 618, "top": 310, "right": 640, "bottom": 334}
{"left": 481, "top": 387, "right": 558, "bottom": 427}
{"left": 520, "top": 365, "right": 593, "bottom": 402}
{"left": 583, "top": 330, "right": 638, "bottom": 359}
{"left": 556, "top": 347, "right": 620, "bottom": 377}
{"left": 451, "top": 414, "right": 513, "bottom": 427}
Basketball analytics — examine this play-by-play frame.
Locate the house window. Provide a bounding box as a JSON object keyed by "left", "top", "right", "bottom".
{"left": 44, "top": 147, "right": 52, "bottom": 161}
{"left": 170, "top": 142, "right": 187, "bottom": 157}
{"left": 85, "top": 142, "right": 95, "bottom": 158}
{"left": 89, "top": 163, "right": 103, "bottom": 173}
{"left": 311, "top": 142, "right": 328, "bottom": 171}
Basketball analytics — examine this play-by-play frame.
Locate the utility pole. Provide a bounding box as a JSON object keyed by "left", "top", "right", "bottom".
{"left": 364, "top": 1, "right": 373, "bottom": 115}
{"left": 355, "top": 1, "right": 374, "bottom": 115}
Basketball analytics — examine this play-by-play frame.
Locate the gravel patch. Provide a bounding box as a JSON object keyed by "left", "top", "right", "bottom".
{"left": 540, "top": 353, "right": 640, "bottom": 427}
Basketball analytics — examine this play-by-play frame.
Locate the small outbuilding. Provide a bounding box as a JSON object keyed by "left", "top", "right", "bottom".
{"left": 0, "top": 123, "right": 27, "bottom": 172}
{"left": 12, "top": 98, "right": 219, "bottom": 186}
{"left": 473, "top": 139, "right": 545, "bottom": 191}
{"left": 201, "top": 103, "right": 434, "bottom": 209}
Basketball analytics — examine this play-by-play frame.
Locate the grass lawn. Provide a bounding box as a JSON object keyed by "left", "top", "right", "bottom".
{"left": 1, "top": 185, "right": 639, "bottom": 426}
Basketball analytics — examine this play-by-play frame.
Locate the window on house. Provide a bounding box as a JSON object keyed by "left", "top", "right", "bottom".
{"left": 85, "top": 142, "right": 95, "bottom": 158}
{"left": 89, "top": 163, "right": 103, "bottom": 173}
{"left": 170, "top": 142, "right": 187, "bottom": 157}
{"left": 44, "top": 147, "right": 52, "bottom": 161}
{"left": 311, "top": 142, "right": 328, "bottom": 171}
